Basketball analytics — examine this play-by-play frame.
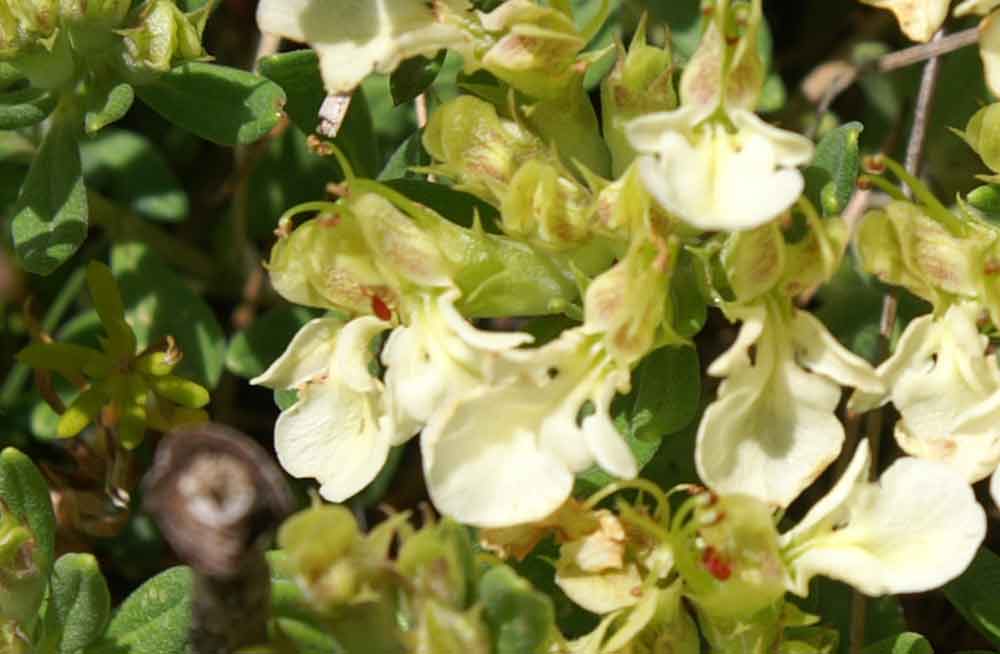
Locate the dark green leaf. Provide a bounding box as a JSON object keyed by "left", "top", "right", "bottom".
{"left": 246, "top": 127, "right": 342, "bottom": 239}
{"left": 0, "top": 447, "right": 55, "bottom": 577}
{"left": 47, "top": 553, "right": 112, "bottom": 654}
{"left": 135, "top": 62, "right": 285, "bottom": 146}
{"left": 111, "top": 242, "right": 226, "bottom": 388}
{"left": 87, "top": 566, "right": 192, "bottom": 654}
{"left": 11, "top": 110, "right": 88, "bottom": 275}
{"left": 382, "top": 178, "right": 500, "bottom": 229}
{"left": 390, "top": 52, "right": 446, "bottom": 106}
{"left": 861, "top": 633, "right": 933, "bottom": 654}
{"left": 578, "top": 346, "right": 700, "bottom": 490}
{"left": 82, "top": 129, "right": 189, "bottom": 223}
{"left": 257, "top": 49, "right": 378, "bottom": 176}
{"left": 803, "top": 122, "right": 863, "bottom": 217}
{"left": 378, "top": 129, "right": 431, "bottom": 181}
{"left": 944, "top": 548, "right": 1000, "bottom": 648}
{"left": 479, "top": 565, "right": 555, "bottom": 654}
{"left": 670, "top": 248, "right": 709, "bottom": 338}
{"left": 0, "top": 86, "right": 56, "bottom": 128}
{"left": 225, "top": 305, "right": 317, "bottom": 379}
{"left": 84, "top": 81, "right": 135, "bottom": 134}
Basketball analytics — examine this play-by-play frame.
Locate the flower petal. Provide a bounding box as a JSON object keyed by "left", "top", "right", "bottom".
{"left": 274, "top": 379, "right": 391, "bottom": 502}
{"left": 980, "top": 12, "right": 1000, "bottom": 97}
{"left": 251, "top": 317, "right": 343, "bottom": 389}
{"left": 783, "top": 445, "right": 986, "bottom": 596}
{"left": 861, "top": 0, "right": 950, "bottom": 42}
{"left": 256, "top": 0, "right": 471, "bottom": 93}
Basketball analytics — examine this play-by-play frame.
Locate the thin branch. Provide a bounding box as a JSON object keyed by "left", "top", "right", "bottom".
{"left": 878, "top": 27, "right": 978, "bottom": 73}
{"left": 905, "top": 29, "right": 946, "bottom": 181}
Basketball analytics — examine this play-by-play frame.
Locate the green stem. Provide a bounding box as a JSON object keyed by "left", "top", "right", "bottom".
{"left": 0, "top": 265, "right": 87, "bottom": 407}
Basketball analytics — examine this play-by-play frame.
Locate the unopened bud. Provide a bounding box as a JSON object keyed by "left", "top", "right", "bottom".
{"left": 120, "top": 0, "right": 210, "bottom": 76}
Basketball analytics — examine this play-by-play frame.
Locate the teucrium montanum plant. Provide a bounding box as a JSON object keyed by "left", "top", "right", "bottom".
{"left": 7, "top": 0, "right": 1000, "bottom": 652}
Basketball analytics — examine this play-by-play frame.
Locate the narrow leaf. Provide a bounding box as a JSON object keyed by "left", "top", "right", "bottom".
{"left": 803, "top": 122, "right": 864, "bottom": 217}
{"left": 0, "top": 87, "right": 56, "bottom": 129}
{"left": 48, "top": 553, "right": 111, "bottom": 654}
{"left": 389, "top": 52, "right": 446, "bottom": 106}
{"left": 10, "top": 109, "right": 88, "bottom": 275}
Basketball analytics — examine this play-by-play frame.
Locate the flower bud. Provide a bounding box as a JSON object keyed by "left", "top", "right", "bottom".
{"left": 478, "top": 0, "right": 585, "bottom": 99}
{"left": 414, "top": 601, "right": 491, "bottom": 654}
{"left": 961, "top": 103, "right": 1000, "bottom": 175}
{"left": 278, "top": 505, "right": 363, "bottom": 608}
{"left": 601, "top": 16, "right": 676, "bottom": 175}
{"left": 678, "top": 494, "right": 787, "bottom": 619}
{"left": 500, "top": 160, "right": 593, "bottom": 250}
{"left": 120, "top": 0, "right": 210, "bottom": 76}
{"left": 422, "top": 96, "right": 547, "bottom": 205}
{"left": 721, "top": 223, "right": 785, "bottom": 302}
{"left": 398, "top": 520, "right": 474, "bottom": 609}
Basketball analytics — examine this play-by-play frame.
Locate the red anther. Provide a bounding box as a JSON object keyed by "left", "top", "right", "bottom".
{"left": 702, "top": 546, "right": 732, "bottom": 581}
{"left": 372, "top": 295, "right": 392, "bottom": 321}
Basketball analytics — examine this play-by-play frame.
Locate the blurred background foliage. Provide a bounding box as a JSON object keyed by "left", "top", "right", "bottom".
{"left": 1, "top": 0, "right": 999, "bottom": 651}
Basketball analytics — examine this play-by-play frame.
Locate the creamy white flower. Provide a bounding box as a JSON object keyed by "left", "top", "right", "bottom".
{"left": 991, "top": 466, "right": 1000, "bottom": 508}
{"left": 422, "top": 329, "right": 637, "bottom": 527}
{"left": 782, "top": 442, "right": 986, "bottom": 596}
{"left": 861, "top": 0, "right": 950, "bottom": 42}
{"left": 555, "top": 511, "right": 644, "bottom": 614}
{"left": 256, "top": 0, "right": 472, "bottom": 94}
{"left": 382, "top": 290, "right": 533, "bottom": 433}
{"left": 696, "top": 300, "right": 883, "bottom": 507}
{"left": 955, "top": 0, "right": 1000, "bottom": 14}
{"left": 252, "top": 316, "right": 398, "bottom": 502}
{"left": 849, "top": 303, "right": 1000, "bottom": 482}
{"left": 626, "top": 105, "right": 813, "bottom": 232}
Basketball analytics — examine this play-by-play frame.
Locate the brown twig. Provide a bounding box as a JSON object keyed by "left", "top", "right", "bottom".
{"left": 144, "top": 423, "right": 294, "bottom": 654}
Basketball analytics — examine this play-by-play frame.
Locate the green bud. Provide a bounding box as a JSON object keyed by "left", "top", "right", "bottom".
{"left": 422, "top": 95, "right": 547, "bottom": 205}
{"left": 601, "top": 15, "right": 676, "bottom": 175}
{"left": 414, "top": 601, "right": 490, "bottom": 654}
{"left": 278, "top": 505, "right": 362, "bottom": 607}
{"left": 398, "top": 520, "right": 474, "bottom": 609}
{"left": 856, "top": 202, "right": 987, "bottom": 307}
{"left": 679, "top": 494, "right": 786, "bottom": 620}
{"left": 961, "top": 103, "right": 1000, "bottom": 175}
{"left": 268, "top": 206, "right": 399, "bottom": 316}
{"left": 500, "top": 160, "right": 593, "bottom": 250}
{"left": 478, "top": 0, "right": 585, "bottom": 99}
{"left": 0, "top": 500, "right": 45, "bottom": 627}
{"left": 721, "top": 223, "right": 786, "bottom": 302}
{"left": 120, "top": 0, "right": 210, "bottom": 75}
{"left": 0, "top": 0, "right": 59, "bottom": 59}
{"left": 135, "top": 351, "right": 177, "bottom": 377}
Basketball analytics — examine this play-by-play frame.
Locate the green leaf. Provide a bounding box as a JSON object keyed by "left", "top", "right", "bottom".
{"left": 81, "top": 129, "right": 189, "bottom": 223}
{"left": 0, "top": 86, "right": 56, "bottom": 128}
{"left": 381, "top": 178, "right": 500, "bottom": 229}
{"left": 670, "top": 248, "right": 709, "bottom": 338}
{"left": 577, "top": 346, "right": 700, "bottom": 490}
{"left": 944, "top": 548, "right": 1000, "bottom": 648}
{"left": 246, "top": 127, "right": 343, "bottom": 239}
{"left": 967, "top": 184, "right": 1000, "bottom": 223}
{"left": 84, "top": 81, "right": 135, "bottom": 134}
{"left": 10, "top": 109, "right": 88, "bottom": 275}
{"left": 135, "top": 62, "right": 285, "bottom": 146}
{"left": 390, "top": 52, "right": 446, "bottom": 106}
{"left": 257, "top": 49, "right": 378, "bottom": 176}
{"left": 803, "top": 122, "right": 863, "bottom": 217}
{"left": 479, "top": 566, "right": 555, "bottom": 654}
{"left": 47, "top": 553, "right": 112, "bottom": 654}
{"left": 226, "top": 305, "right": 317, "bottom": 379}
{"left": 861, "top": 633, "right": 933, "bottom": 654}
{"left": 378, "top": 128, "right": 431, "bottom": 181}
{"left": 111, "top": 242, "right": 226, "bottom": 388}
{"left": 0, "top": 448, "right": 55, "bottom": 577}
{"left": 86, "top": 566, "right": 192, "bottom": 654}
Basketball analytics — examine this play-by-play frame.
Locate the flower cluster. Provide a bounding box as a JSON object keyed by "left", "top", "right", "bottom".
{"left": 252, "top": 0, "right": 995, "bottom": 651}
